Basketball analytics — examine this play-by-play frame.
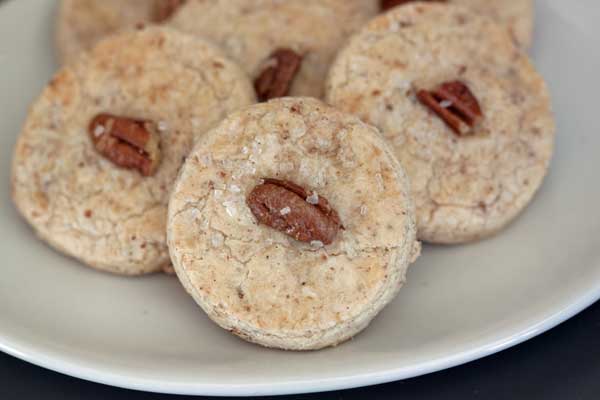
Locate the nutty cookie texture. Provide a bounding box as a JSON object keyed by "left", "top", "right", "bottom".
{"left": 56, "top": 0, "right": 186, "bottom": 65}
{"left": 326, "top": 3, "right": 555, "bottom": 244}
{"left": 166, "top": 0, "right": 379, "bottom": 98}
{"left": 379, "top": 0, "right": 534, "bottom": 49}
{"left": 167, "top": 98, "right": 420, "bottom": 350}
{"left": 12, "top": 28, "right": 255, "bottom": 275}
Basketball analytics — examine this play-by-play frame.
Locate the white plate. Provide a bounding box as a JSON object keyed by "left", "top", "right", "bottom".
{"left": 1, "top": 0, "right": 599, "bottom": 396}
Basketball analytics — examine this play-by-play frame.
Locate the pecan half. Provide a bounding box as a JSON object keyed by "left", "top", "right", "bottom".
{"left": 247, "top": 178, "right": 342, "bottom": 245}
{"left": 89, "top": 114, "right": 161, "bottom": 176}
{"left": 380, "top": 0, "right": 446, "bottom": 12}
{"left": 254, "top": 49, "right": 303, "bottom": 102}
{"left": 416, "top": 80, "right": 483, "bottom": 135}
{"left": 154, "top": 0, "right": 186, "bottom": 23}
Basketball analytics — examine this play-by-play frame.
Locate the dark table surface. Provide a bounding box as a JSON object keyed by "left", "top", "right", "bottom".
{"left": 2, "top": 300, "right": 599, "bottom": 399}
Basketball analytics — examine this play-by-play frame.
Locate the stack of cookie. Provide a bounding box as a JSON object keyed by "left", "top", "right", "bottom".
{"left": 11, "top": 1, "right": 554, "bottom": 350}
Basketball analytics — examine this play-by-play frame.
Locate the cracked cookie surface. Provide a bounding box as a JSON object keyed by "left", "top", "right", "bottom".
{"left": 56, "top": 0, "right": 167, "bottom": 65}
{"left": 12, "top": 28, "right": 255, "bottom": 275}
{"left": 166, "top": 0, "right": 378, "bottom": 98}
{"left": 326, "top": 3, "right": 555, "bottom": 243}
{"left": 167, "top": 98, "right": 419, "bottom": 350}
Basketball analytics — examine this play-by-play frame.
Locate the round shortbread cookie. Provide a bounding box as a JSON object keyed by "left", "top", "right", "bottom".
{"left": 381, "top": 0, "right": 534, "bottom": 49}
{"left": 167, "top": 98, "right": 420, "bottom": 350}
{"left": 167, "top": 0, "right": 379, "bottom": 99}
{"left": 12, "top": 28, "right": 255, "bottom": 275}
{"left": 326, "top": 3, "right": 555, "bottom": 244}
{"left": 56, "top": 0, "right": 180, "bottom": 65}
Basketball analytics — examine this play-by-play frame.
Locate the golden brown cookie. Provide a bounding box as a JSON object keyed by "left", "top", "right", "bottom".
{"left": 167, "top": 0, "right": 379, "bottom": 98}
{"left": 168, "top": 98, "right": 420, "bottom": 349}
{"left": 56, "top": 0, "right": 183, "bottom": 65}
{"left": 327, "top": 3, "right": 555, "bottom": 243}
{"left": 12, "top": 28, "right": 255, "bottom": 274}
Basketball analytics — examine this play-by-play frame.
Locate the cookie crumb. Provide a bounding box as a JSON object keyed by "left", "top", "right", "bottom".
{"left": 199, "top": 154, "right": 212, "bottom": 167}
{"left": 157, "top": 121, "right": 169, "bottom": 132}
{"left": 306, "top": 191, "right": 319, "bottom": 204}
{"left": 317, "top": 138, "right": 330, "bottom": 149}
{"left": 280, "top": 206, "right": 291, "bottom": 215}
{"left": 93, "top": 124, "right": 105, "bottom": 137}
{"left": 310, "top": 240, "right": 324, "bottom": 249}
{"left": 222, "top": 201, "right": 237, "bottom": 217}
{"left": 375, "top": 173, "right": 385, "bottom": 191}
{"left": 302, "top": 286, "right": 318, "bottom": 298}
{"left": 211, "top": 232, "right": 224, "bottom": 248}
{"left": 190, "top": 208, "right": 200, "bottom": 219}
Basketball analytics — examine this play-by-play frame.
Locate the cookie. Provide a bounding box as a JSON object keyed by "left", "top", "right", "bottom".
{"left": 166, "top": 0, "right": 378, "bottom": 99}
{"left": 12, "top": 28, "right": 255, "bottom": 275}
{"left": 326, "top": 3, "right": 555, "bottom": 244}
{"left": 381, "top": 0, "right": 534, "bottom": 49}
{"left": 167, "top": 97, "right": 420, "bottom": 350}
{"left": 55, "top": 0, "right": 182, "bottom": 65}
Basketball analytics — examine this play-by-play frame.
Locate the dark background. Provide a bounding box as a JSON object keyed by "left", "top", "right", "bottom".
{"left": 2, "top": 300, "right": 599, "bottom": 399}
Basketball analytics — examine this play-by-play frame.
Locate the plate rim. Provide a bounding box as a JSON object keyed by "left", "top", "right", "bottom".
{"left": 1, "top": 287, "right": 599, "bottom": 396}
